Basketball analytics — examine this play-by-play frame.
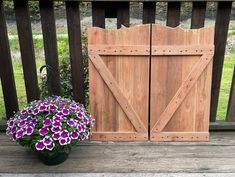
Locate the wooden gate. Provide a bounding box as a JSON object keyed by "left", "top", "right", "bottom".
{"left": 150, "top": 25, "right": 214, "bottom": 141}
{"left": 88, "top": 24, "right": 214, "bottom": 141}
{"left": 88, "top": 25, "right": 150, "bottom": 141}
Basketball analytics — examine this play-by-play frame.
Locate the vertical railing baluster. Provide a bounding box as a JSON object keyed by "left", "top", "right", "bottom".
{"left": 92, "top": 2, "right": 105, "bottom": 28}
{"left": 143, "top": 2, "right": 156, "bottom": 24}
{"left": 191, "top": 2, "right": 207, "bottom": 29}
{"left": 166, "top": 2, "right": 181, "bottom": 27}
{"left": 0, "top": 0, "right": 19, "bottom": 118}
{"left": 14, "top": 0, "right": 39, "bottom": 102}
{"left": 210, "top": 2, "right": 232, "bottom": 122}
{"left": 226, "top": 66, "right": 235, "bottom": 122}
{"left": 39, "top": 1, "right": 60, "bottom": 96}
{"left": 65, "top": 1, "right": 85, "bottom": 104}
{"left": 117, "top": 2, "right": 129, "bottom": 29}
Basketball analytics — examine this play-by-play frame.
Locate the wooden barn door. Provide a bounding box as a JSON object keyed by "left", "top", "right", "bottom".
{"left": 88, "top": 25, "right": 150, "bottom": 141}
{"left": 150, "top": 25, "right": 214, "bottom": 141}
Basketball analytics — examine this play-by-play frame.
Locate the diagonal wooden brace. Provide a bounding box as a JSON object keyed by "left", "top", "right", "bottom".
{"left": 151, "top": 54, "right": 214, "bottom": 133}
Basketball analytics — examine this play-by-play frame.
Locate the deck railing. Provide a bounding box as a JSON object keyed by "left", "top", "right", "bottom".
{"left": 0, "top": 0, "right": 234, "bottom": 130}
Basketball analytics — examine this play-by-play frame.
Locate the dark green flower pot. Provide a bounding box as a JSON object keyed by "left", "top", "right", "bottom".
{"left": 36, "top": 150, "right": 70, "bottom": 166}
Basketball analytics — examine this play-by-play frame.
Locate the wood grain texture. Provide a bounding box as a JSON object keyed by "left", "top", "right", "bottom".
{"left": 88, "top": 25, "right": 150, "bottom": 141}
{"left": 39, "top": 1, "right": 60, "bottom": 95}
{"left": 0, "top": 132, "right": 235, "bottom": 173}
{"left": 191, "top": 2, "right": 206, "bottom": 29}
{"left": 14, "top": 0, "right": 39, "bottom": 102}
{"left": 166, "top": 2, "right": 181, "bottom": 27}
{"left": 0, "top": 0, "right": 19, "bottom": 118}
{"left": 151, "top": 54, "right": 213, "bottom": 133}
{"left": 143, "top": 2, "right": 156, "bottom": 24}
{"left": 150, "top": 25, "right": 214, "bottom": 141}
{"left": 210, "top": 1, "right": 232, "bottom": 122}
{"left": 66, "top": 1, "right": 85, "bottom": 104}
{"left": 226, "top": 66, "right": 235, "bottom": 121}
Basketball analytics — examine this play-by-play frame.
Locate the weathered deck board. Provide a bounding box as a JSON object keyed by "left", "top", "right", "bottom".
{"left": 0, "top": 132, "right": 235, "bottom": 173}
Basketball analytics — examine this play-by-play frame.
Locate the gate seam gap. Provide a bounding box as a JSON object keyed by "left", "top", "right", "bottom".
{"left": 148, "top": 23, "right": 152, "bottom": 141}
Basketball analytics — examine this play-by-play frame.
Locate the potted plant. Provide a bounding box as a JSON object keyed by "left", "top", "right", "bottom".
{"left": 6, "top": 96, "right": 94, "bottom": 165}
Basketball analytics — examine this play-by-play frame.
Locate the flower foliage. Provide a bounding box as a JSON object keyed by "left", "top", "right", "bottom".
{"left": 6, "top": 96, "right": 94, "bottom": 152}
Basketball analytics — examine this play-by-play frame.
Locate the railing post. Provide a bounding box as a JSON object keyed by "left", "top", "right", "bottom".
{"left": 0, "top": 0, "right": 19, "bottom": 118}
{"left": 210, "top": 2, "right": 232, "bottom": 122}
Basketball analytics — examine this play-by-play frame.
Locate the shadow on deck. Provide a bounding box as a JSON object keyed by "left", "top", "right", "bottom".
{"left": 0, "top": 132, "right": 235, "bottom": 174}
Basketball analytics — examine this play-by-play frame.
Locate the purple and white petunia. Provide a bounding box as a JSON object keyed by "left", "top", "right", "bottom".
{"left": 76, "top": 112, "right": 83, "bottom": 119}
{"left": 62, "top": 108, "right": 69, "bottom": 115}
{"left": 49, "top": 104, "right": 58, "bottom": 111}
{"left": 35, "top": 140, "right": 45, "bottom": 151}
{"left": 51, "top": 126, "right": 62, "bottom": 133}
{"left": 39, "top": 105, "right": 47, "bottom": 111}
{"left": 43, "top": 117, "right": 51, "bottom": 127}
{"left": 6, "top": 96, "right": 94, "bottom": 152}
{"left": 46, "top": 142, "right": 55, "bottom": 151}
{"left": 16, "top": 128, "right": 24, "bottom": 139}
{"left": 52, "top": 132, "right": 60, "bottom": 140}
{"left": 71, "top": 131, "right": 79, "bottom": 140}
{"left": 67, "top": 118, "right": 77, "bottom": 127}
{"left": 60, "top": 130, "right": 69, "bottom": 139}
{"left": 39, "top": 127, "right": 49, "bottom": 136}
{"left": 43, "top": 136, "right": 53, "bottom": 145}
{"left": 59, "top": 139, "right": 67, "bottom": 146}
{"left": 25, "top": 126, "right": 34, "bottom": 135}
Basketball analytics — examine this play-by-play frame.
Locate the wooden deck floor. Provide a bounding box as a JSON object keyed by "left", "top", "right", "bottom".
{"left": 0, "top": 132, "right": 235, "bottom": 174}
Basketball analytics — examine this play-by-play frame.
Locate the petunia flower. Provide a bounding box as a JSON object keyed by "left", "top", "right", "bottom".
{"left": 46, "top": 142, "right": 55, "bottom": 151}
{"left": 20, "top": 109, "right": 27, "bottom": 115}
{"left": 52, "top": 121, "right": 62, "bottom": 127}
{"left": 16, "top": 128, "right": 24, "bottom": 139}
{"left": 33, "top": 109, "right": 39, "bottom": 115}
{"left": 66, "top": 137, "right": 71, "bottom": 144}
{"left": 35, "top": 140, "right": 45, "bottom": 151}
{"left": 25, "top": 126, "right": 34, "bottom": 135}
{"left": 39, "top": 105, "right": 47, "bottom": 111}
{"left": 49, "top": 104, "right": 58, "bottom": 111}
{"left": 71, "top": 131, "right": 79, "bottom": 140}
{"left": 39, "top": 127, "right": 49, "bottom": 136}
{"left": 62, "top": 108, "right": 69, "bottom": 115}
{"left": 51, "top": 126, "right": 62, "bottom": 133}
{"left": 60, "top": 130, "right": 69, "bottom": 139}
{"left": 43, "top": 136, "right": 53, "bottom": 146}
{"left": 26, "top": 116, "right": 33, "bottom": 123}
{"left": 77, "top": 112, "right": 83, "bottom": 119}
{"left": 52, "top": 115, "right": 61, "bottom": 122}
{"left": 67, "top": 118, "right": 77, "bottom": 127}
{"left": 52, "top": 132, "right": 60, "bottom": 140}
{"left": 43, "top": 117, "right": 51, "bottom": 127}
{"left": 59, "top": 139, "right": 67, "bottom": 146}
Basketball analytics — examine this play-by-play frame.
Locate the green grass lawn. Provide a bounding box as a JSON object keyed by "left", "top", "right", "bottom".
{"left": 0, "top": 35, "right": 234, "bottom": 121}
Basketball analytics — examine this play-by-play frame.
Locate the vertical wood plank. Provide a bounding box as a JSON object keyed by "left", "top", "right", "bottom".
{"left": 0, "top": 0, "right": 19, "bottom": 118}
{"left": 226, "top": 66, "right": 235, "bottom": 121}
{"left": 14, "top": 0, "right": 39, "bottom": 102}
{"left": 166, "top": 2, "right": 181, "bottom": 27}
{"left": 210, "top": 2, "right": 232, "bottom": 122}
{"left": 117, "top": 2, "right": 129, "bottom": 29}
{"left": 65, "top": 1, "right": 85, "bottom": 104}
{"left": 39, "top": 1, "right": 60, "bottom": 95}
{"left": 92, "top": 2, "right": 105, "bottom": 28}
{"left": 191, "top": 2, "right": 207, "bottom": 29}
{"left": 143, "top": 2, "right": 156, "bottom": 24}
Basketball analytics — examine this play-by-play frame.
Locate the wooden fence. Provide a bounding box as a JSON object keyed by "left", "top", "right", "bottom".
{"left": 0, "top": 0, "right": 234, "bottom": 130}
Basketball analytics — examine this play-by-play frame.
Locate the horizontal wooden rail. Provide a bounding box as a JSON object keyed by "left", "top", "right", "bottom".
{"left": 88, "top": 45, "right": 214, "bottom": 55}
